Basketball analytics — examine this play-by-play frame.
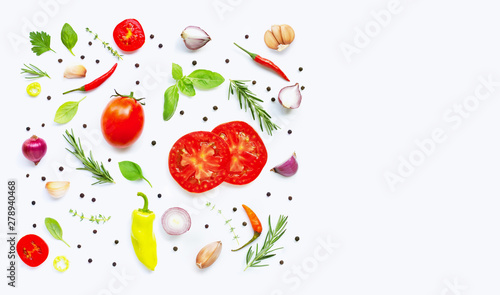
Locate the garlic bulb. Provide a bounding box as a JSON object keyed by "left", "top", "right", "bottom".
{"left": 45, "top": 181, "right": 70, "bottom": 198}
{"left": 196, "top": 241, "right": 222, "bottom": 269}
{"left": 264, "top": 25, "right": 295, "bottom": 51}
{"left": 64, "top": 65, "right": 87, "bottom": 78}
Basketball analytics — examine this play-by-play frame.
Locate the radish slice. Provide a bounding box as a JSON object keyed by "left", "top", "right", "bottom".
{"left": 161, "top": 207, "right": 191, "bottom": 235}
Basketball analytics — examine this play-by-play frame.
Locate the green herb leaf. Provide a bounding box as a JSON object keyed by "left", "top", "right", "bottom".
{"left": 187, "top": 69, "right": 225, "bottom": 90}
{"left": 172, "top": 63, "right": 183, "bottom": 81}
{"left": 61, "top": 23, "right": 78, "bottom": 56}
{"left": 178, "top": 78, "right": 196, "bottom": 97}
{"left": 163, "top": 85, "right": 179, "bottom": 121}
{"left": 54, "top": 97, "right": 86, "bottom": 124}
{"left": 30, "top": 31, "right": 56, "bottom": 56}
{"left": 44, "top": 217, "right": 70, "bottom": 247}
{"left": 118, "top": 161, "right": 152, "bottom": 187}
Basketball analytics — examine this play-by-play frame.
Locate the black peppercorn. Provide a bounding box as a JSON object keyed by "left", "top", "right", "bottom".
{"left": 301, "top": 86, "right": 305, "bottom": 90}
{"left": 266, "top": 86, "right": 271, "bottom": 91}
{"left": 192, "top": 60, "right": 197, "bottom": 66}
{"left": 299, "top": 67, "right": 303, "bottom": 72}
{"left": 114, "top": 240, "right": 119, "bottom": 244}
{"left": 242, "top": 221, "right": 247, "bottom": 226}
{"left": 26, "top": 127, "right": 30, "bottom": 131}
{"left": 88, "top": 41, "right": 92, "bottom": 46}
{"left": 295, "top": 236, "right": 300, "bottom": 242}
{"left": 288, "top": 196, "right": 293, "bottom": 201}
{"left": 93, "top": 229, "right": 97, "bottom": 234}
{"left": 158, "top": 43, "right": 163, "bottom": 48}
{"left": 157, "top": 193, "right": 162, "bottom": 198}
{"left": 88, "top": 258, "right": 93, "bottom": 263}
{"left": 266, "top": 192, "right": 271, "bottom": 197}
{"left": 83, "top": 124, "right": 87, "bottom": 128}
{"left": 280, "top": 260, "right": 284, "bottom": 265}
{"left": 58, "top": 58, "right": 63, "bottom": 63}
{"left": 225, "top": 58, "right": 230, "bottom": 63}
{"left": 59, "top": 166, "right": 64, "bottom": 171}
{"left": 31, "top": 201, "right": 36, "bottom": 205}
{"left": 233, "top": 207, "right": 237, "bottom": 212}
{"left": 47, "top": 95, "right": 52, "bottom": 100}
{"left": 96, "top": 59, "right": 100, "bottom": 64}
{"left": 80, "top": 193, "right": 85, "bottom": 198}
{"left": 91, "top": 198, "right": 96, "bottom": 202}
{"left": 33, "top": 223, "right": 36, "bottom": 228}
{"left": 245, "top": 34, "right": 249, "bottom": 39}
{"left": 252, "top": 80, "right": 257, "bottom": 85}
{"left": 26, "top": 174, "right": 30, "bottom": 178}
{"left": 180, "top": 110, "right": 185, "bottom": 115}
{"left": 41, "top": 176, "right": 46, "bottom": 181}
{"left": 136, "top": 80, "right": 140, "bottom": 85}
{"left": 288, "top": 130, "right": 292, "bottom": 135}
{"left": 150, "top": 34, "right": 155, "bottom": 39}
{"left": 135, "top": 63, "right": 139, "bottom": 68}
{"left": 108, "top": 158, "right": 112, "bottom": 162}
{"left": 80, "top": 55, "right": 85, "bottom": 60}
{"left": 271, "top": 97, "right": 276, "bottom": 102}
{"left": 151, "top": 140, "right": 157, "bottom": 146}
{"left": 77, "top": 244, "right": 81, "bottom": 248}
{"left": 112, "top": 262, "right": 117, "bottom": 267}
{"left": 173, "top": 246, "right": 178, "bottom": 251}
{"left": 41, "top": 123, "right": 45, "bottom": 127}
{"left": 203, "top": 116, "right": 208, "bottom": 122}
{"left": 213, "top": 106, "right": 218, "bottom": 111}
{"left": 205, "top": 224, "right": 209, "bottom": 228}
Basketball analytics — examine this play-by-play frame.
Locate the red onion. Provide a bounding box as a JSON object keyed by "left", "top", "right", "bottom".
{"left": 181, "top": 26, "right": 211, "bottom": 50}
{"left": 161, "top": 207, "right": 191, "bottom": 235}
{"left": 278, "top": 83, "right": 302, "bottom": 109}
{"left": 22, "top": 135, "right": 47, "bottom": 165}
{"left": 271, "top": 152, "right": 298, "bottom": 177}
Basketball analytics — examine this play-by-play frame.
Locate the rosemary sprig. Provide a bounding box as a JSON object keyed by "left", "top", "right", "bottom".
{"left": 69, "top": 209, "right": 111, "bottom": 224}
{"left": 245, "top": 215, "right": 288, "bottom": 270}
{"left": 85, "top": 28, "right": 123, "bottom": 60}
{"left": 228, "top": 79, "right": 280, "bottom": 136}
{"left": 206, "top": 202, "right": 240, "bottom": 245}
{"left": 63, "top": 129, "right": 115, "bottom": 185}
{"left": 20, "top": 63, "right": 51, "bottom": 79}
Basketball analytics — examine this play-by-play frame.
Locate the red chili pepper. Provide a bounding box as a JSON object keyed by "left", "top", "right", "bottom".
{"left": 63, "top": 63, "right": 118, "bottom": 94}
{"left": 234, "top": 43, "right": 290, "bottom": 82}
{"left": 232, "top": 204, "right": 262, "bottom": 252}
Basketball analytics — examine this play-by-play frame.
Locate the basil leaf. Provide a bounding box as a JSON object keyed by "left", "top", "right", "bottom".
{"left": 54, "top": 96, "right": 86, "bottom": 124}
{"left": 118, "top": 161, "right": 152, "bottom": 187}
{"left": 187, "top": 69, "right": 225, "bottom": 90}
{"left": 61, "top": 23, "right": 78, "bottom": 56}
{"left": 178, "top": 78, "right": 196, "bottom": 97}
{"left": 163, "top": 85, "right": 179, "bottom": 121}
{"left": 45, "top": 217, "right": 70, "bottom": 247}
{"left": 172, "top": 63, "right": 183, "bottom": 81}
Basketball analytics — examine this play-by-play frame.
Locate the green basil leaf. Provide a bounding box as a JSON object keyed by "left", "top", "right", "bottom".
{"left": 118, "top": 161, "right": 152, "bottom": 187}
{"left": 172, "top": 63, "right": 183, "bottom": 81}
{"left": 178, "top": 78, "right": 196, "bottom": 97}
{"left": 61, "top": 23, "right": 78, "bottom": 56}
{"left": 54, "top": 97, "right": 85, "bottom": 124}
{"left": 187, "top": 69, "right": 225, "bottom": 90}
{"left": 45, "top": 217, "right": 70, "bottom": 247}
{"left": 163, "top": 85, "right": 179, "bottom": 121}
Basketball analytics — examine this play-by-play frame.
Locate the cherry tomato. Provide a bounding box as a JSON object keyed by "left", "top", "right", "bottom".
{"left": 212, "top": 121, "right": 268, "bottom": 185}
{"left": 169, "top": 131, "right": 230, "bottom": 193}
{"left": 101, "top": 92, "right": 144, "bottom": 148}
{"left": 16, "top": 234, "right": 49, "bottom": 267}
{"left": 113, "top": 19, "right": 145, "bottom": 52}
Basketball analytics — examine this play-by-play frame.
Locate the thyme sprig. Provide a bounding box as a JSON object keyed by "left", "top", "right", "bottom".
{"left": 228, "top": 79, "right": 280, "bottom": 135}
{"left": 206, "top": 202, "right": 240, "bottom": 245}
{"left": 63, "top": 129, "right": 115, "bottom": 185}
{"left": 245, "top": 215, "right": 288, "bottom": 270}
{"left": 20, "top": 63, "right": 51, "bottom": 79}
{"left": 85, "top": 28, "right": 123, "bottom": 60}
{"left": 69, "top": 209, "right": 111, "bottom": 224}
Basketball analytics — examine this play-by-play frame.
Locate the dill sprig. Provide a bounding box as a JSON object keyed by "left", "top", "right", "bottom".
{"left": 63, "top": 129, "right": 115, "bottom": 185}
{"left": 69, "top": 209, "right": 111, "bottom": 224}
{"left": 245, "top": 215, "right": 288, "bottom": 270}
{"left": 228, "top": 79, "right": 280, "bottom": 136}
{"left": 85, "top": 28, "right": 123, "bottom": 60}
{"left": 206, "top": 202, "right": 240, "bottom": 245}
{"left": 20, "top": 63, "right": 51, "bottom": 79}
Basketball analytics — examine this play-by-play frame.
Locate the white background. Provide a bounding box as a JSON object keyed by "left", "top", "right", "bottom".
{"left": 1, "top": 0, "right": 500, "bottom": 294}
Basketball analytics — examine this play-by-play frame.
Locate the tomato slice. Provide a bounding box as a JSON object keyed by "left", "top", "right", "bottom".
{"left": 16, "top": 234, "right": 49, "bottom": 267}
{"left": 169, "top": 131, "right": 230, "bottom": 193}
{"left": 212, "top": 121, "right": 268, "bottom": 185}
{"left": 113, "top": 19, "right": 145, "bottom": 52}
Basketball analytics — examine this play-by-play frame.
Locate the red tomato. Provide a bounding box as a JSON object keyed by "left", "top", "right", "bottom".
{"left": 212, "top": 121, "right": 268, "bottom": 185}
{"left": 101, "top": 92, "right": 144, "bottom": 148}
{"left": 16, "top": 234, "right": 49, "bottom": 267}
{"left": 169, "top": 131, "right": 230, "bottom": 193}
{"left": 113, "top": 19, "right": 145, "bottom": 52}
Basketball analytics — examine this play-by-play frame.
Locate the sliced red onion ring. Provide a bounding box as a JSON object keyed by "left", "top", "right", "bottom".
{"left": 161, "top": 207, "right": 191, "bottom": 235}
{"left": 278, "top": 83, "right": 302, "bottom": 109}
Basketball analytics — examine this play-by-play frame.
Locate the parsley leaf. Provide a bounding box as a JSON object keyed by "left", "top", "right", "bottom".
{"left": 30, "top": 31, "right": 56, "bottom": 55}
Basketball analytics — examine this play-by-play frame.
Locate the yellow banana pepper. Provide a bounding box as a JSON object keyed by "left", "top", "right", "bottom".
{"left": 131, "top": 192, "right": 157, "bottom": 271}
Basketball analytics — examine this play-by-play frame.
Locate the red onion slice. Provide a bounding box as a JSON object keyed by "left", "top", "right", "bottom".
{"left": 161, "top": 207, "right": 191, "bottom": 235}
{"left": 278, "top": 83, "right": 302, "bottom": 109}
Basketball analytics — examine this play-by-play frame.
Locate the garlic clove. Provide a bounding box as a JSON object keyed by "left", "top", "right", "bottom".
{"left": 45, "top": 181, "right": 70, "bottom": 198}
{"left": 271, "top": 153, "right": 298, "bottom": 177}
{"left": 264, "top": 30, "right": 279, "bottom": 50}
{"left": 278, "top": 83, "right": 302, "bottom": 109}
{"left": 277, "top": 44, "right": 290, "bottom": 52}
{"left": 64, "top": 65, "right": 87, "bottom": 79}
{"left": 271, "top": 25, "right": 284, "bottom": 44}
{"left": 196, "top": 241, "right": 222, "bottom": 269}
{"left": 181, "top": 26, "right": 211, "bottom": 50}
{"left": 280, "top": 24, "right": 295, "bottom": 45}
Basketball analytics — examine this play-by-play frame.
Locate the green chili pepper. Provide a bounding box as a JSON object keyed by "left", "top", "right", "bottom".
{"left": 131, "top": 192, "right": 157, "bottom": 271}
{"left": 53, "top": 255, "right": 69, "bottom": 272}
